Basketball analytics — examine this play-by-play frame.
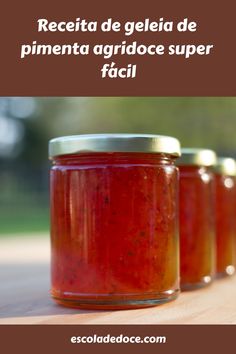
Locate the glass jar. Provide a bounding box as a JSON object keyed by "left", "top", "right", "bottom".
{"left": 214, "top": 158, "right": 236, "bottom": 277}
{"left": 49, "top": 134, "right": 181, "bottom": 309}
{"left": 178, "top": 149, "right": 217, "bottom": 290}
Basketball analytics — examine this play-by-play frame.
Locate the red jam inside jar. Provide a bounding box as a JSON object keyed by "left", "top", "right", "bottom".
{"left": 178, "top": 149, "right": 216, "bottom": 290}
{"left": 214, "top": 158, "right": 236, "bottom": 277}
{"left": 49, "top": 134, "right": 181, "bottom": 309}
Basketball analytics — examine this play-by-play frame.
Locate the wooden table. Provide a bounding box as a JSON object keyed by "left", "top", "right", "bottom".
{"left": 0, "top": 234, "right": 236, "bottom": 324}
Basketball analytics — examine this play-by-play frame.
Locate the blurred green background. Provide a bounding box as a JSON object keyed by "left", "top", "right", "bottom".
{"left": 1, "top": 97, "right": 236, "bottom": 236}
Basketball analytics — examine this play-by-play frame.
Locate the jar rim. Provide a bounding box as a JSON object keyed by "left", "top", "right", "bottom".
{"left": 214, "top": 157, "right": 236, "bottom": 176}
{"left": 49, "top": 134, "right": 181, "bottom": 158}
{"left": 177, "top": 148, "right": 217, "bottom": 166}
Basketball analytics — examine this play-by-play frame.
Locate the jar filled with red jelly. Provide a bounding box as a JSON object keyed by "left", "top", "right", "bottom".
{"left": 214, "top": 158, "right": 236, "bottom": 277}
{"left": 49, "top": 134, "right": 181, "bottom": 309}
{"left": 178, "top": 149, "right": 217, "bottom": 290}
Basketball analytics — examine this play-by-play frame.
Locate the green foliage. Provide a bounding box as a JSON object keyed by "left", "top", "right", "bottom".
{"left": 38, "top": 97, "right": 236, "bottom": 153}
{"left": 0, "top": 208, "right": 49, "bottom": 235}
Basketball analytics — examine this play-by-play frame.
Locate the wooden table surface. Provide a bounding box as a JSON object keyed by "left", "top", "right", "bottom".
{"left": 0, "top": 234, "right": 236, "bottom": 325}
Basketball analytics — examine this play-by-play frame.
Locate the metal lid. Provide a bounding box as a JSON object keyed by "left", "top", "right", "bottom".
{"left": 49, "top": 134, "right": 181, "bottom": 158}
{"left": 177, "top": 148, "right": 217, "bottom": 166}
{"left": 214, "top": 158, "right": 236, "bottom": 176}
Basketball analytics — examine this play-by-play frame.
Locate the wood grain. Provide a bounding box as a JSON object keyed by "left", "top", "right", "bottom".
{"left": 0, "top": 234, "right": 236, "bottom": 324}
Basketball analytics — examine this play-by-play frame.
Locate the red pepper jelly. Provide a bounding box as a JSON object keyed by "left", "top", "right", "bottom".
{"left": 214, "top": 158, "right": 236, "bottom": 277}
{"left": 178, "top": 149, "right": 217, "bottom": 290}
{"left": 49, "top": 134, "right": 181, "bottom": 309}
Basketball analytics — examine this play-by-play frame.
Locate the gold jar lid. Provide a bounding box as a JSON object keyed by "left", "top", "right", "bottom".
{"left": 177, "top": 148, "right": 217, "bottom": 166}
{"left": 214, "top": 158, "right": 236, "bottom": 176}
{"left": 49, "top": 134, "right": 181, "bottom": 158}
